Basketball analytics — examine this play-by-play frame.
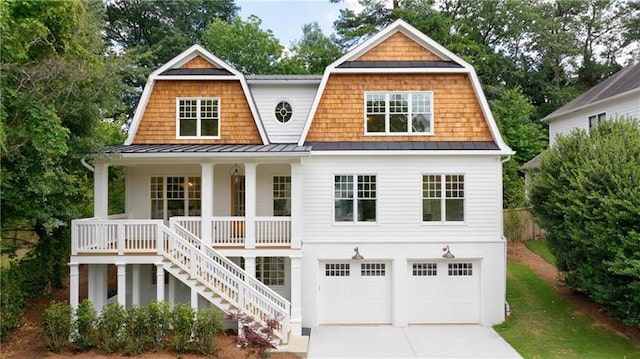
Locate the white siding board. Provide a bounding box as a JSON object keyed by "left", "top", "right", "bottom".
{"left": 301, "top": 155, "right": 502, "bottom": 243}
{"left": 249, "top": 83, "right": 319, "bottom": 143}
{"left": 548, "top": 94, "right": 640, "bottom": 146}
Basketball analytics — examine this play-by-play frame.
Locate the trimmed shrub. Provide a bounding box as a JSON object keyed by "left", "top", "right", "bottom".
{"left": 42, "top": 301, "right": 72, "bottom": 353}
{"left": 530, "top": 118, "right": 640, "bottom": 327}
{"left": 193, "top": 307, "right": 224, "bottom": 355}
{"left": 73, "top": 299, "right": 97, "bottom": 351}
{"left": 123, "top": 306, "right": 150, "bottom": 355}
{"left": 146, "top": 301, "right": 171, "bottom": 351}
{"left": 171, "top": 303, "right": 195, "bottom": 353}
{"left": 97, "top": 302, "right": 126, "bottom": 353}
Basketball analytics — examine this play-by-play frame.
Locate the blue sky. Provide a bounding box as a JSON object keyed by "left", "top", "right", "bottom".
{"left": 236, "top": 0, "right": 363, "bottom": 47}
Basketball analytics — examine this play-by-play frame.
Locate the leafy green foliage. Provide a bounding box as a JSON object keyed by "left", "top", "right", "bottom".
{"left": 530, "top": 119, "right": 640, "bottom": 327}
{"left": 42, "top": 301, "right": 72, "bottom": 353}
{"left": 193, "top": 307, "right": 224, "bottom": 355}
{"left": 171, "top": 303, "right": 195, "bottom": 353}
{"left": 146, "top": 301, "right": 172, "bottom": 351}
{"left": 124, "top": 306, "right": 150, "bottom": 355}
{"left": 276, "top": 22, "right": 342, "bottom": 74}
{"left": 73, "top": 299, "right": 97, "bottom": 351}
{"left": 97, "top": 302, "right": 126, "bottom": 353}
{"left": 201, "top": 16, "right": 282, "bottom": 74}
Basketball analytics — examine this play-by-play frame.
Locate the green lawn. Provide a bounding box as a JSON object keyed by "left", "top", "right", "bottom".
{"left": 524, "top": 239, "right": 557, "bottom": 267}
{"left": 494, "top": 263, "right": 640, "bottom": 358}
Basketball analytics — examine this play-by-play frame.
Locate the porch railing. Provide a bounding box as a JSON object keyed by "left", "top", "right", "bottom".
{"left": 72, "top": 217, "right": 162, "bottom": 255}
{"left": 172, "top": 216, "right": 291, "bottom": 247}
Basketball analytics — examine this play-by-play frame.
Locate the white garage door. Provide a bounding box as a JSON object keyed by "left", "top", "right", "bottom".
{"left": 319, "top": 261, "right": 392, "bottom": 324}
{"left": 407, "top": 261, "right": 480, "bottom": 323}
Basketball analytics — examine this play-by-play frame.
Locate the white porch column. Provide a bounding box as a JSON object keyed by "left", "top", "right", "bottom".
{"left": 168, "top": 274, "right": 177, "bottom": 307}
{"left": 131, "top": 264, "right": 141, "bottom": 306}
{"left": 191, "top": 288, "right": 199, "bottom": 311}
{"left": 155, "top": 263, "right": 165, "bottom": 302}
{"left": 289, "top": 256, "right": 302, "bottom": 335}
{"left": 69, "top": 263, "right": 80, "bottom": 312}
{"left": 244, "top": 255, "right": 256, "bottom": 277}
{"left": 94, "top": 162, "right": 109, "bottom": 219}
{"left": 290, "top": 161, "right": 303, "bottom": 249}
{"left": 244, "top": 163, "right": 257, "bottom": 249}
{"left": 88, "top": 264, "right": 108, "bottom": 312}
{"left": 116, "top": 263, "right": 127, "bottom": 308}
{"left": 200, "top": 163, "right": 214, "bottom": 245}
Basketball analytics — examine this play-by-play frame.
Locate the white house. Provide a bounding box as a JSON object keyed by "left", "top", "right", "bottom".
{"left": 521, "top": 62, "right": 640, "bottom": 174}
{"left": 70, "top": 20, "right": 514, "bottom": 344}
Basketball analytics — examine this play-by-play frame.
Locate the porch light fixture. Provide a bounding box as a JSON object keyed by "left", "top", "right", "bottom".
{"left": 352, "top": 247, "right": 364, "bottom": 260}
{"left": 442, "top": 245, "right": 455, "bottom": 259}
{"left": 230, "top": 164, "right": 242, "bottom": 184}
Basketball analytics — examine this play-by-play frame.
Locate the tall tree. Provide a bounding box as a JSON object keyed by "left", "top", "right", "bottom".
{"left": 200, "top": 16, "right": 282, "bottom": 74}
{"left": 277, "top": 22, "right": 343, "bottom": 74}
{"left": 1, "top": 0, "right": 124, "bottom": 285}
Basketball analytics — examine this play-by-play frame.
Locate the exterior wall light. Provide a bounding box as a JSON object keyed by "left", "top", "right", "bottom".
{"left": 352, "top": 247, "right": 364, "bottom": 260}
{"left": 442, "top": 245, "right": 455, "bottom": 259}
{"left": 230, "top": 164, "right": 242, "bottom": 184}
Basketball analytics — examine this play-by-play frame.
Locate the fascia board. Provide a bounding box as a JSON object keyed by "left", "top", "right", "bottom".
{"left": 124, "top": 80, "right": 155, "bottom": 145}
{"left": 309, "top": 150, "right": 515, "bottom": 156}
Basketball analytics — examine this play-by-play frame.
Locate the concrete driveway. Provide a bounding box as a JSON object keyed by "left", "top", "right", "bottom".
{"left": 306, "top": 325, "right": 522, "bottom": 359}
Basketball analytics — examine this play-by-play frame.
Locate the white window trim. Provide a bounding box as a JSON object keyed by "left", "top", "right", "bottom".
{"left": 333, "top": 174, "right": 378, "bottom": 225}
{"left": 273, "top": 98, "right": 294, "bottom": 125}
{"left": 363, "top": 91, "right": 434, "bottom": 136}
{"left": 175, "top": 97, "right": 221, "bottom": 139}
{"left": 421, "top": 173, "right": 466, "bottom": 225}
{"left": 149, "top": 175, "right": 201, "bottom": 220}
{"left": 272, "top": 174, "right": 291, "bottom": 217}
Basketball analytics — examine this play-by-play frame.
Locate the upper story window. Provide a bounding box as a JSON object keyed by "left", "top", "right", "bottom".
{"left": 365, "top": 92, "right": 433, "bottom": 135}
{"left": 334, "top": 175, "right": 377, "bottom": 223}
{"left": 589, "top": 112, "right": 606, "bottom": 129}
{"left": 177, "top": 98, "right": 220, "bottom": 138}
{"left": 275, "top": 100, "right": 293, "bottom": 123}
{"left": 422, "top": 174, "right": 464, "bottom": 222}
{"left": 273, "top": 176, "right": 291, "bottom": 216}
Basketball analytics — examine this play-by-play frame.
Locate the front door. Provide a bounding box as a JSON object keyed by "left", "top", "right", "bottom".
{"left": 231, "top": 175, "right": 245, "bottom": 237}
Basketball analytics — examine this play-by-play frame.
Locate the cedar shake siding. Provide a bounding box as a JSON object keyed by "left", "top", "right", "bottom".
{"left": 132, "top": 80, "right": 262, "bottom": 144}
{"left": 181, "top": 55, "right": 217, "bottom": 69}
{"left": 305, "top": 73, "right": 493, "bottom": 142}
{"left": 356, "top": 32, "right": 442, "bottom": 61}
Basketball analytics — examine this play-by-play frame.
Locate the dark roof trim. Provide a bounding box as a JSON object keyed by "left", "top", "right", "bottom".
{"left": 305, "top": 141, "right": 499, "bottom": 151}
{"left": 102, "top": 144, "right": 311, "bottom": 154}
{"left": 159, "top": 68, "right": 234, "bottom": 76}
{"left": 337, "top": 60, "right": 463, "bottom": 69}
{"left": 245, "top": 74, "right": 323, "bottom": 81}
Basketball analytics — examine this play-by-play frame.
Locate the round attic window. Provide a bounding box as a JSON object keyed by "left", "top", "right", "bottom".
{"left": 275, "top": 101, "right": 293, "bottom": 123}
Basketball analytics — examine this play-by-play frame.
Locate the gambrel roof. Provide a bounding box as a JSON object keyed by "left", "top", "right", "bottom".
{"left": 297, "top": 19, "right": 513, "bottom": 155}
{"left": 124, "top": 45, "right": 269, "bottom": 145}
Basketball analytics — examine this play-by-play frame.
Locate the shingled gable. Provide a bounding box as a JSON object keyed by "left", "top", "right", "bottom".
{"left": 297, "top": 19, "right": 513, "bottom": 154}
{"left": 124, "top": 45, "right": 268, "bottom": 145}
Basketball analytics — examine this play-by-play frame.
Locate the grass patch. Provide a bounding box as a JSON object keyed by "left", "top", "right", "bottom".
{"left": 524, "top": 239, "right": 557, "bottom": 267}
{"left": 495, "top": 263, "right": 639, "bottom": 358}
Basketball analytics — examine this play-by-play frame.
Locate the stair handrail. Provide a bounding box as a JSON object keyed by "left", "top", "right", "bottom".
{"left": 159, "top": 225, "right": 290, "bottom": 340}
{"left": 171, "top": 221, "right": 291, "bottom": 313}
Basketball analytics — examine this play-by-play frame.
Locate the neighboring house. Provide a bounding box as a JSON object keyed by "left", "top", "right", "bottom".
{"left": 521, "top": 62, "right": 640, "bottom": 183}
{"left": 69, "top": 20, "right": 513, "bottom": 344}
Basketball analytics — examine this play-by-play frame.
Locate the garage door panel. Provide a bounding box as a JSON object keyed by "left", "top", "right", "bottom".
{"left": 408, "top": 261, "right": 480, "bottom": 324}
{"left": 319, "top": 261, "right": 391, "bottom": 324}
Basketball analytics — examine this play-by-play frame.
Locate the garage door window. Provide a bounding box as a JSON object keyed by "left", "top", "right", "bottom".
{"left": 448, "top": 262, "right": 473, "bottom": 276}
{"left": 325, "top": 263, "right": 350, "bottom": 276}
{"left": 361, "top": 263, "right": 386, "bottom": 276}
{"left": 412, "top": 262, "right": 437, "bottom": 276}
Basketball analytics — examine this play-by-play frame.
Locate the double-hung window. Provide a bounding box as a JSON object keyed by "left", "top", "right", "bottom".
{"left": 273, "top": 176, "right": 291, "bottom": 216}
{"left": 177, "top": 98, "right": 220, "bottom": 138}
{"left": 334, "top": 175, "right": 376, "bottom": 223}
{"left": 588, "top": 112, "right": 606, "bottom": 129}
{"left": 256, "top": 257, "right": 285, "bottom": 286}
{"left": 422, "top": 174, "right": 464, "bottom": 222}
{"left": 365, "top": 92, "right": 433, "bottom": 134}
{"left": 150, "top": 176, "right": 201, "bottom": 220}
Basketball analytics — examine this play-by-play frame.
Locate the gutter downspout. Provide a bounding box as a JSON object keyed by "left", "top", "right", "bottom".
{"left": 81, "top": 157, "right": 94, "bottom": 172}
{"left": 500, "top": 153, "right": 512, "bottom": 321}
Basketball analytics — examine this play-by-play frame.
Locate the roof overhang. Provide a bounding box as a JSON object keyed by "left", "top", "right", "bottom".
{"left": 542, "top": 88, "right": 640, "bottom": 122}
